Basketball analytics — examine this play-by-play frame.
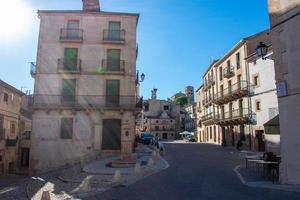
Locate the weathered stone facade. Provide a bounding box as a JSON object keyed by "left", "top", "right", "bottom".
{"left": 30, "top": 1, "right": 140, "bottom": 173}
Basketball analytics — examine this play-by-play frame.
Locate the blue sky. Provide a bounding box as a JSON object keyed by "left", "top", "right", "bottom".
{"left": 0, "top": 0, "right": 270, "bottom": 99}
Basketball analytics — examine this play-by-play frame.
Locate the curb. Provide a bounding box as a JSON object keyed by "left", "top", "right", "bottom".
{"left": 234, "top": 165, "right": 300, "bottom": 193}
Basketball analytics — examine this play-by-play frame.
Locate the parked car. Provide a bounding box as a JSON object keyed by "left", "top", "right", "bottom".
{"left": 140, "top": 132, "right": 154, "bottom": 145}
{"left": 185, "top": 135, "right": 197, "bottom": 142}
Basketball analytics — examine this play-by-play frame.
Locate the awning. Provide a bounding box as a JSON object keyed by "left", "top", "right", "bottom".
{"left": 264, "top": 115, "right": 279, "bottom": 127}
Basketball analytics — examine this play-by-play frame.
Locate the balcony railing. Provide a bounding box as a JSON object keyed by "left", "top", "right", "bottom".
{"left": 30, "top": 95, "right": 141, "bottom": 110}
{"left": 60, "top": 28, "right": 83, "bottom": 42}
{"left": 58, "top": 59, "right": 82, "bottom": 73}
{"left": 213, "top": 81, "right": 249, "bottom": 105}
{"left": 101, "top": 59, "right": 125, "bottom": 73}
{"left": 203, "top": 76, "right": 215, "bottom": 91}
{"left": 103, "top": 29, "right": 125, "bottom": 43}
{"left": 6, "top": 139, "right": 18, "bottom": 147}
{"left": 223, "top": 66, "right": 235, "bottom": 78}
{"left": 202, "top": 113, "right": 218, "bottom": 125}
{"left": 218, "top": 108, "right": 255, "bottom": 125}
{"left": 30, "top": 62, "right": 36, "bottom": 78}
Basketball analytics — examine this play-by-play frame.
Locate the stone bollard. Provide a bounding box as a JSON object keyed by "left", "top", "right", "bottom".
{"left": 113, "top": 170, "right": 122, "bottom": 182}
{"left": 82, "top": 176, "right": 92, "bottom": 192}
{"left": 134, "top": 162, "right": 141, "bottom": 174}
{"left": 147, "top": 157, "right": 155, "bottom": 167}
{"left": 41, "top": 191, "right": 51, "bottom": 200}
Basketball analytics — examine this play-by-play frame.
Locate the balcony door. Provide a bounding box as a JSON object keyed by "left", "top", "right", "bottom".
{"left": 62, "top": 79, "right": 76, "bottom": 104}
{"left": 237, "top": 75, "right": 242, "bottom": 90}
{"left": 102, "top": 119, "right": 121, "bottom": 150}
{"left": 108, "top": 22, "right": 121, "bottom": 40}
{"left": 64, "top": 48, "right": 78, "bottom": 71}
{"left": 228, "top": 80, "right": 232, "bottom": 94}
{"left": 106, "top": 80, "right": 120, "bottom": 106}
{"left": 67, "top": 20, "right": 79, "bottom": 39}
{"left": 107, "top": 49, "right": 121, "bottom": 71}
{"left": 239, "top": 99, "right": 243, "bottom": 117}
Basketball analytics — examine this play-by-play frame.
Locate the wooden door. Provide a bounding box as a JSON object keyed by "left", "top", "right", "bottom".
{"left": 102, "top": 119, "right": 121, "bottom": 150}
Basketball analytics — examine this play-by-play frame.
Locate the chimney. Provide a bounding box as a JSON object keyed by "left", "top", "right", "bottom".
{"left": 151, "top": 88, "right": 158, "bottom": 100}
{"left": 82, "top": 0, "right": 100, "bottom": 12}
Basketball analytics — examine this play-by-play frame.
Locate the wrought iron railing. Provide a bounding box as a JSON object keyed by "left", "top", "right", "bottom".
{"left": 30, "top": 95, "right": 141, "bottom": 109}
{"left": 214, "top": 81, "right": 248, "bottom": 101}
{"left": 103, "top": 29, "right": 125, "bottom": 42}
{"left": 30, "top": 62, "right": 36, "bottom": 77}
{"left": 218, "top": 108, "right": 254, "bottom": 121}
{"left": 101, "top": 59, "right": 125, "bottom": 72}
{"left": 223, "top": 66, "right": 235, "bottom": 78}
{"left": 60, "top": 28, "right": 83, "bottom": 41}
{"left": 58, "top": 59, "right": 81, "bottom": 73}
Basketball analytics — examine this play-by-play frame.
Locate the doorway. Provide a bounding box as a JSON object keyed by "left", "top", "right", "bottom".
{"left": 20, "top": 148, "right": 30, "bottom": 168}
{"left": 102, "top": 119, "right": 121, "bottom": 150}
{"left": 256, "top": 130, "right": 265, "bottom": 152}
{"left": 163, "top": 133, "right": 168, "bottom": 140}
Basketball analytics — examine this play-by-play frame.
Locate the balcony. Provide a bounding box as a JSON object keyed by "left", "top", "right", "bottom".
{"left": 60, "top": 29, "right": 83, "bottom": 42}
{"left": 218, "top": 108, "right": 255, "bottom": 126}
{"left": 57, "top": 59, "right": 81, "bottom": 73}
{"left": 6, "top": 139, "right": 18, "bottom": 147}
{"left": 202, "top": 113, "right": 218, "bottom": 125}
{"left": 203, "top": 76, "right": 215, "bottom": 91}
{"left": 203, "top": 96, "right": 213, "bottom": 107}
{"left": 30, "top": 62, "right": 36, "bottom": 78}
{"left": 223, "top": 66, "right": 235, "bottom": 79}
{"left": 30, "top": 95, "right": 141, "bottom": 110}
{"left": 103, "top": 29, "right": 125, "bottom": 44}
{"left": 213, "top": 81, "right": 249, "bottom": 105}
{"left": 101, "top": 59, "right": 125, "bottom": 74}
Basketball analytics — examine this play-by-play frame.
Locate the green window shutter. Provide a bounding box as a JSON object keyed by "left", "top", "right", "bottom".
{"left": 106, "top": 80, "right": 120, "bottom": 106}
{"left": 107, "top": 49, "right": 120, "bottom": 71}
{"left": 108, "top": 22, "right": 121, "bottom": 40}
{"left": 64, "top": 48, "right": 78, "bottom": 71}
{"left": 62, "top": 79, "right": 76, "bottom": 103}
{"left": 61, "top": 118, "right": 73, "bottom": 139}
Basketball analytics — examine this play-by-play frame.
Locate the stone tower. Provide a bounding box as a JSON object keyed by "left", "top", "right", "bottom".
{"left": 151, "top": 88, "right": 158, "bottom": 100}
{"left": 185, "top": 86, "right": 194, "bottom": 104}
{"left": 82, "top": 0, "right": 100, "bottom": 12}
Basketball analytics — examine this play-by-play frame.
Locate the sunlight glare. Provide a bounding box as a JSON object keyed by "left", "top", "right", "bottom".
{"left": 0, "top": 0, "right": 33, "bottom": 41}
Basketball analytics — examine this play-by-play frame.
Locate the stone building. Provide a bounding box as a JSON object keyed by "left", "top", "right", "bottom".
{"left": 185, "top": 86, "right": 195, "bottom": 104}
{"left": 246, "top": 47, "right": 279, "bottom": 154}
{"left": 0, "top": 80, "right": 25, "bottom": 175}
{"left": 195, "top": 85, "right": 205, "bottom": 142}
{"left": 268, "top": 0, "right": 300, "bottom": 184}
{"left": 183, "top": 103, "right": 196, "bottom": 133}
{"left": 30, "top": 0, "right": 141, "bottom": 173}
{"left": 197, "top": 30, "right": 271, "bottom": 147}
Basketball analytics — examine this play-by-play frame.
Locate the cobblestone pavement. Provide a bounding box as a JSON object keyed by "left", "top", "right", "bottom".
{"left": 88, "top": 143, "right": 300, "bottom": 200}
{"left": 0, "top": 144, "right": 168, "bottom": 200}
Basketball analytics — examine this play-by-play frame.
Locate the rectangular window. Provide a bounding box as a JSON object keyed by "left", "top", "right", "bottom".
{"left": 106, "top": 80, "right": 120, "bottom": 106}
{"left": 253, "top": 74, "right": 260, "bottom": 87}
{"left": 10, "top": 123, "right": 16, "bottom": 136}
{"left": 236, "top": 52, "right": 241, "bottom": 69}
{"left": 155, "top": 126, "right": 159, "bottom": 131}
{"left": 67, "top": 20, "right": 80, "bottom": 39}
{"left": 63, "top": 48, "right": 78, "bottom": 71}
{"left": 3, "top": 93, "right": 8, "bottom": 103}
{"left": 0, "top": 115, "right": 4, "bottom": 140}
{"left": 256, "top": 100, "right": 261, "bottom": 112}
{"left": 62, "top": 79, "right": 76, "bottom": 104}
{"left": 227, "top": 60, "right": 231, "bottom": 68}
{"left": 164, "top": 105, "right": 169, "bottom": 111}
{"left": 108, "top": 21, "right": 121, "bottom": 40}
{"left": 219, "top": 67, "right": 223, "bottom": 81}
{"left": 107, "top": 49, "right": 121, "bottom": 71}
{"left": 61, "top": 118, "right": 73, "bottom": 139}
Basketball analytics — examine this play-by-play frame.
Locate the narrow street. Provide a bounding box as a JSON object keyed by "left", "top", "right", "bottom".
{"left": 88, "top": 143, "right": 300, "bottom": 200}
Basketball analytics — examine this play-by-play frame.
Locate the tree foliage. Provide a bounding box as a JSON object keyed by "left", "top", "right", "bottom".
{"left": 175, "top": 96, "right": 188, "bottom": 106}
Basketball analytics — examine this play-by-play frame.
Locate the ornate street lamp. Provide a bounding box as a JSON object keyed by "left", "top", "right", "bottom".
{"left": 136, "top": 70, "right": 145, "bottom": 84}
{"left": 255, "top": 42, "right": 268, "bottom": 60}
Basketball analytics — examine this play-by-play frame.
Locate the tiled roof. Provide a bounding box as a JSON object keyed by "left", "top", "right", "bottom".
{"left": 0, "top": 80, "right": 24, "bottom": 96}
